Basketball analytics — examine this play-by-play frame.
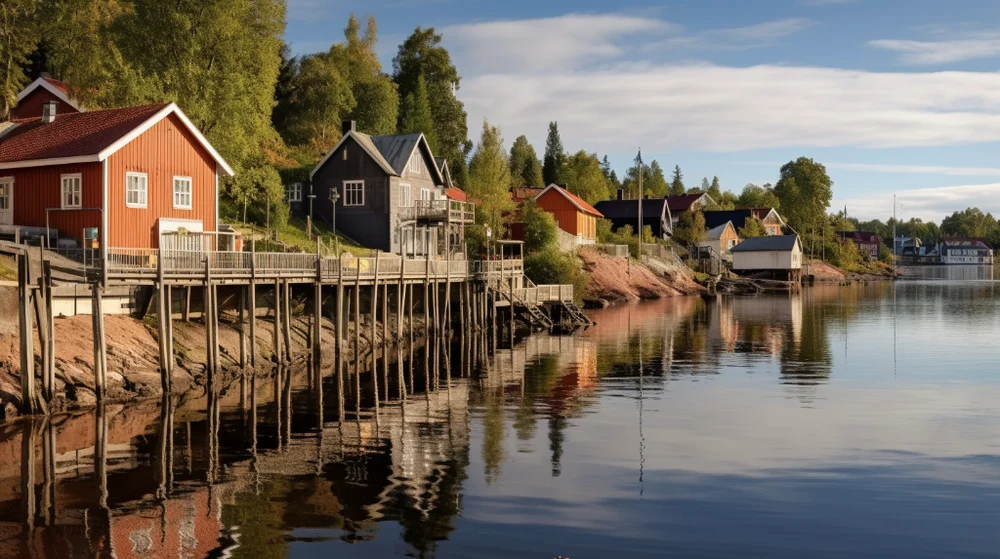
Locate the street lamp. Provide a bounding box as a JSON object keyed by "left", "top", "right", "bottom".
{"left": 485, "top": 225, "right": 493, "bottom": 263}
{"left": 329, "top": 188, "right": 340, "bottom": 238}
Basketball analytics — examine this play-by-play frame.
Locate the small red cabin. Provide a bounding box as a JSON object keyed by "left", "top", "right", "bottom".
{"left": 10, "top": 77, "right": 82, "bottom": 120}
{"left": 533, "top": 184, "right": 603, "bottom": 241}
{"left": 0, "top": 102, "right": 233, "bottom": 251}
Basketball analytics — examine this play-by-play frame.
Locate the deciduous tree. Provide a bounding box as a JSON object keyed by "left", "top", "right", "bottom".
{"left": 774, "top": 157, "right": 833, "bottom": 234}
{"left": 674, "top": 210, "right": 706, "bottom": 245}
{"left": 510, "top": 135, "right": 543, "bottom": 187}
{"left": 0, "top": 0, "right": 38, "bottom": 118}
{"left": 467, "top": 120, "right": 514, "bottom": 237}
{"left": 564, "top": 151, "right": 611, "bottom": 204}
{"left": 737, "top": 183, "right": 781, "bottom": 209}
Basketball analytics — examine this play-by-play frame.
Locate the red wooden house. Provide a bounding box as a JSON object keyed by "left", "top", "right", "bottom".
{"left": 0, "top": 101, "right": 233, "bottom": 252}
{"left": 534, "top": 184, "right": 603, "bottom": 242}
{"left": 10, "top": 76, "right": 83, "bottom": 120}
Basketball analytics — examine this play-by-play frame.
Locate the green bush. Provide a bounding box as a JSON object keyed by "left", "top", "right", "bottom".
{"left": 596, "top": 219, "right": 654, "bottom": 258}
{"left": 523, "top": 200, "right": 559, "bottom": 253}
{"left": 524, "top": 247, "right": 589, "bottom": 303}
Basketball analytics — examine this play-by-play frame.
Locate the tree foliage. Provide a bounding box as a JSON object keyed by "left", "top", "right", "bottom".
{"left": 542, "top": 121, "right": 567, "bottom": 185}
{"left": 940, "top": 207, "right": 1000, "bottom": 240}
{"left": 674, "top": 210, "right": 706, "bottom": 245}
{"left": 739, "top": 217, "right": 767, "bottom": 238}
{"left": 467, "top": 120, "right": 514, "bottom": 238}
{"left": 522, "top": 199, "right": 557, "bottom": 253}
{"left": 774, "top": 157, "right": 833, "bottom": 234}
{"left": 669, "top": 165, "right": 685, "bottom": 196}
{"left": 0, "top": 0, "right": 38, "bottom": 118}
{"left": 509, "top": 135, "right": 544, "bottom": 187}
{"left": 398, "top": 73, "right": 436, "bottom": 147}
{"left": 737, "top": 183, "right": 781, "bottom": 209}
{"left": 622, "top": 155, "right": 668, "bottom": 198}
{"left": 393, "top": 26, "right": 471, "bottom": 188}
{"left": 564, "top": 151, "right": 611, "bottom": 204}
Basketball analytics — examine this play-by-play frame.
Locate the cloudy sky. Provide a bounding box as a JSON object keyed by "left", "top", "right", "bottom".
{"left": 285, "top": 0, "right": 1000, "bottom": 222}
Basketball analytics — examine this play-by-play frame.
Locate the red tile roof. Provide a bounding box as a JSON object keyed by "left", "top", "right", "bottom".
{"left": 0, "top": 104, "right": 167, "bottom": 163}
{"left": 42, "top": 77, "right": 69, "bottom": 95}
{"left": 666, "top": 193, "right": 708, "bottom": 212}
{"left": 512, "top": 187, "right": 543, "bottom": 204}
{"left": 445, "top": 187, "right": 467, "bottom": 202}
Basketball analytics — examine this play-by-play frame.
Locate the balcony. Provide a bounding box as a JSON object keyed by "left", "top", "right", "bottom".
{"left": 399, "top": 200, "right": 475, "bottom": 224}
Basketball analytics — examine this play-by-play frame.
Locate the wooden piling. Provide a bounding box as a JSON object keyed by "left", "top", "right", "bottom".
{"left": 382, "top": 282, "right": 389, "bottom": 403}
{"left": 204, "top": 260, "right": 215, "bottom": 381}
{"left": 313, "top": 241, "right": 323, "bottom": 367}
{"left": 353, "top": 280, "right": 361, "bottom": 414}
{"left": 371, "top": 252, "right": 380, "bottom": 408}
{"left": 336, "top": 257, "right": 345, "bottom": 422}
{"left": 272, "top": 279, "right": 281, "bottom": 363}
{"left": 33, "top": 259, "right": 54, "bottom": 404}
{"left": 183, "top": 287, "right": 192, "bottom": 322}
{"left": 249, "top": 240, "right": 257, "bottom": 368}
{"left": 91, "top": 285, "right": 108, "bottom": 404}
{"left": 282, "top": 280, "right": 293, "bottom": 363}
{"left": 239, "top": 286, "right": 248, "bottom": 370}
{"left": 18, "top": 254, "right": 38, "bottom": 414}
{"left": 157, "top": 256, "right": 171, "bottom": 394}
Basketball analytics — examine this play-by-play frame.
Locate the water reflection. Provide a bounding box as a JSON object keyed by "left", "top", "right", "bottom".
{"left": 1, "top": 283, "right": 999, "bottom": 558}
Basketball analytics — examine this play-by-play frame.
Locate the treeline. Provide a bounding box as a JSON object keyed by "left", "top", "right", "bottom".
{"left": 848, "top": 207, "right": 1000, "bottom": 248}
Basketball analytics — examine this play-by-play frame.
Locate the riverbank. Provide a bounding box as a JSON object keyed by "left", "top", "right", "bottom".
{"left": 0, "top": 298, "right": 428, "bottom": 421}
{"left": 579, "top": 248, "right": 704, "bottom": 307}
{"left": 804, "top": 259, "right": 898, "bottom": 282}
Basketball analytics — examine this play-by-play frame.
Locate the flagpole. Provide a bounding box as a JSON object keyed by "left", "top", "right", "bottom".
{"left": 637, "top": 149, "right": 643, "bottom": 263}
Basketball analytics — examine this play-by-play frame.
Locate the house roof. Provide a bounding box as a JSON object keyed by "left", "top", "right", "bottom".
{"left": 444, "top": 187, "right": 466, "bottom": 202}
{"left": 512, "top": 187, "right": 543, "bottom": 204}
{"left": 705, "top": 222, "right": 734, "bottom": 240}
{"left": 310, "top": 129, "right": 444, "bottom": 184}
{"left": 731, "top": 235, "right": 800, "bottom": 252}
{"left": 534, "top": 184, "right": 603, "bottom": 218}
{"left": 15, "top": 76, "right": 82, "bottom": 111}
{"left": 666, "top": 193, "right": 712, "bottom": 212}
{"left": 593, "top": 198, "right": 668, "bottom": 220}
{"left": 435, "top": 157, "right": 454, "bottom": 187}
{"left": 941, "top": 237, "right": 993, "bottom": 249}
{"left": 703, "top": 209, "right": 754, "bottom": 230}
{"left": 0, "top": 102, "right": 234, "bottom": 175}
{"left": 837, "top": 231, "right": 880, "bottom": 243}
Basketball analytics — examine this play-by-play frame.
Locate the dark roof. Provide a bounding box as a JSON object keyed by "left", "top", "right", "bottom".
{"left": 731, "top": 235, "right": 800, "bottom": 252}
{"left": 705, "top": 222, "right": 734, "bottom": 240}
{"left": 941, "top": 237, "right": 993, "bottom": 249}
{"left": 371, "top": 133, "right": 422, "bottom": 175}
{"left": 0, "top": 104, "right": 167, "bottom": 163}
{"left": 666, "top": 193, "right": 708, "bottom": 212}
{"left": 837, "top": 231, "right": 880, "bottom": 243}
{"left": 593, "top": 199, "right": 669, "bottom": 220}
{"left": 703, "top": 209, "right": 753, "bottom": 230}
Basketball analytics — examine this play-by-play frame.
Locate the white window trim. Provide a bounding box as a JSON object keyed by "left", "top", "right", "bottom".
{"left": 408, "top": 153, "right": 421, "bottom": 174}
{"left": 420, "top": 188, "right": 432, "bottom": 201}
{"left": 61, "top": 173, "right": 82, "bottom": 209}
{"left": 173, "top": 176, "right": 193, "bottom": 210}
{"left": 343, "top": 180, "right": 364, "bottom": 207}
{"left": 126, "top": 172, "right": 148, "bottom": 209}
{"left": 0, "top": 177, "right": 13, "bottom": 214}
{"left": 287, "top": 182, "right": 302, "bottom": 203}
{"left": 400, "top": 183, "right": 412, "bottom": 207}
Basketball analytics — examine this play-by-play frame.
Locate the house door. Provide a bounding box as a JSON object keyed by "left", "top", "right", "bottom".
{"left": 0, "top": 178, "right": 12, "bottom": 226}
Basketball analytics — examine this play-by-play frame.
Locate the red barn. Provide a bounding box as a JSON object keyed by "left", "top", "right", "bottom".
{"left": 0, "top": 102, "right": 233, "bottom": 251}
{"left": 837, "top": 231, "right": 881, "bottom": 259}
{"left": 10, "top": 76, "right": 83, "bottom": 120}
{"left": 534, "top": 184, "right": 603, "bottom": 241}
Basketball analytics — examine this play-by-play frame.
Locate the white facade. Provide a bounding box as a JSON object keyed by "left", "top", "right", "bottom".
{"left": 732, "top": 243, "right": 803, "bottom": 271}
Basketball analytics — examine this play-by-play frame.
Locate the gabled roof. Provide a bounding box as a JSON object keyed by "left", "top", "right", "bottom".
{"left": 941, "top": 237, "right": 993, "bottom": 249}
{"left": 593, "top": 198, "right": 669, "bottom": 220}
{"left": 703, "top": 209, "right": 754, "bottom": 230}
{"left": 444, "top": 186, "right": 466, "bottom": 201}
{"left": 16, "top": 76, "right": 82, "bottom": 112}
{"left": 666, "top": 193, "right": 714, "bottom": 212}
{"left": 534, "top": 184, "right": 603, "bottom": 218}
{"left": 512, "top": 187, "right": 543, "bottom": 204}
{"left": 705, "top": 221, "right": 735, "bottom": 240}
{"left": 311, "top": 130, "right": 444, "bottom": 184}
{"left": 0, "top": 102, "right": 234, "bottom": 175}
{"left": 435, "top": 157, "right": 454, "bottom": 187}
{"left": 837, "top": 231, "right": 880, "bottom": 243}
{"left": 731, "top": 235, "right": 800, "bottom": 252}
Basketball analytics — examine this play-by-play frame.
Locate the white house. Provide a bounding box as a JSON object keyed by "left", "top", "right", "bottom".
{"left": 731, "top": 235, "right": 803, "bottom": 280}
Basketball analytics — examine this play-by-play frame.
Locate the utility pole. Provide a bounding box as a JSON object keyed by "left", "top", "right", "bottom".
{"left": 892, "top": 194, "right": 897, "bottom": 259}
{"left": 636, "top": 149, "right": 643, "bottom": 263}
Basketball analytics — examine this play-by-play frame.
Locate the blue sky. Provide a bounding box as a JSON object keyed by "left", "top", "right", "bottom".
{"left": 285, "top": 0, "right": 1000, "bottom": 222}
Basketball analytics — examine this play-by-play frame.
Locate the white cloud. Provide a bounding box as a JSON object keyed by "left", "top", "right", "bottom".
{"left": 834, "top": 183, "right": 1000, "bottom": 222}
{"left": 650, "top": 18, "right": 814, "bottom": 51}
{"left": 870, "top": 30, "right": 1000, "bottom": 65}
{"left": 828, "top": 162, "right": 1000, "bottom": 177}
{"left": 444, "top": 14, "right": 674, "bottom": 74}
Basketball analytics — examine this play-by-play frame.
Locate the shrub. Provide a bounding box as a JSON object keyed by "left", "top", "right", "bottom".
{"left": 524, "top": 247, "right": 589, "bottom": 303}
{"left": 522, "top": 200, "right": 558, "bottom": 253}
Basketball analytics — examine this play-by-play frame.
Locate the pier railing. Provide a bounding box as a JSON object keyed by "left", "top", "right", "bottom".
{"left": 399, "top": 200, "right": 475, "bottom": 224}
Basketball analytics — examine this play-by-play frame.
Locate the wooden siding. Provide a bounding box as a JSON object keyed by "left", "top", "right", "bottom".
{"left": 733, "top": 244, "right": 803, "bottom": 271}
{"left": 2, "top": 162, "right": 102, "bottom": 242}
{"left": 11, "top": 88, "right": 80, "bottom": 120}
{"left": 106, "top": 113, "right": 218, "bottom": 248}
{"left": 536, "top": 188, "right": 597, "bottom": 239}
{"left": 312, "top": 136, "right": 392, "bottom": 251}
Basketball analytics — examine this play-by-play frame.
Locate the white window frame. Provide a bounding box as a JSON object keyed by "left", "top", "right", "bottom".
{"left": 173, "top": 176, "right": 193, "bottom": 210}
{"left": 126, "top": 172, "right": 148, "bottom": 208}
{"left": 343, "top": 180, "right": 364, "bottom": 207}
{"left": 287, "top": 182, "right": 302, "bottom": 203}
{"left": 61, "top": 173, "right": 82, "bottom": 209}
{"left": 420, "top": 188, "right": 433, "bottom": 201}
{"left": 400, "top": 183, "right": 412, "bottom": 207}
{"left": 0, "top": 177, "right": 13, "bottom": 214}
{"left": 408, "top": 153, "right": 422, "bottom": 174}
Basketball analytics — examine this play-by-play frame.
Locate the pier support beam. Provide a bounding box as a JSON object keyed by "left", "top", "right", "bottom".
{"left": 18, "top": 254, "right": 40, "bottom": 415}
{"left": 91, "top": 285, "right": 108, "bottom": 404}
{"left": 272, "top": 279, "right": 281, "bottom": 363}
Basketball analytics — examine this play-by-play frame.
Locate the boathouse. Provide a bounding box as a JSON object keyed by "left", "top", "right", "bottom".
{"left": 939, "top": 237, "right": 994, "bottom": 265}
{"left": 0, "top": 102, "right": 233, "bottom": 251}
{"left": 731, "top": 235, "right": 803, "bottom": 280}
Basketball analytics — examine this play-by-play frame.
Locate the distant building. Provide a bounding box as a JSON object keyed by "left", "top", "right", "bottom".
{"left": 10, "top": 76, "right": 83, "bottom": 120}
{"left": 894, "top": 236, "right": 922, "bottom": 256}
{"left": 593, "top": 191, "right": 673, "bottom": 239}
{"left": 533, "top": 184, "right": 603, "bottom": 245}
{"left": 837, "top": 231, "right": 882, "bottom": 259}
{"left": 731, "top": 235, "right": 803, "bottom": 280}
{"left": 698, "top": 221, "right": 740, "bottom": 256}
{"left": 703, "top": 208, "right": 785, "bottom": 236}
{"left": 665, "top": 193, "right": 715, "bottom": 227}
{"left": 939, "top": 237, "right": 994, "bottom": 265}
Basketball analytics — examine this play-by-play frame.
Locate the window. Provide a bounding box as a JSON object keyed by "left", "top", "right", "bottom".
{"left": 344, "top": 180, "right": 364, "bottom": 206}
{"left": 286, "top": 182, "right": 302, "bottom": 203}
{"left": 408, "top": 153, "right": 422, "bottom": 174}
{"left": 400, "top": 183, "right": 412, "bottom": 207}
{"left": 342, "top": 148, "right": 348, "bottom": 161}
{"left": 173, "top": 176, "right": 193, "bottom": 209}
{"left": 126, "top": 172, "right": 148, "bottom": 208}
{"left": 61, "top": 174, "right": 82, "bottom": 209}
{"left": 420, "top": 188, "right": 432, "bottom": 201}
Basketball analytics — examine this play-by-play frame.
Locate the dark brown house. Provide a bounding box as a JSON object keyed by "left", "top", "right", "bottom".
{"left": 310, "top": 121, "right": 454, "bottom": 255}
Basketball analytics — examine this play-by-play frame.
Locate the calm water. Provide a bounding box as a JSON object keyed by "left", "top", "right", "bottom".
{"left": 1, "top": 270, "right": 999, "bottom": 558}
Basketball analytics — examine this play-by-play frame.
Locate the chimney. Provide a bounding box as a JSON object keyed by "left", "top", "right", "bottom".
{"left": 617, "top": 188, "right": 624, "bottom": 201}
{"left": 42, "top": 101, "right": 58, "bottom": 124}
{"left": 342, "top": 120, "right": 356, "bottom": 134}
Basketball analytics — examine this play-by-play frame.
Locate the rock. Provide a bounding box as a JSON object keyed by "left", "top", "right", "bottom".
{"left": 107, "top": 370, "right": 125, "bottom": 385}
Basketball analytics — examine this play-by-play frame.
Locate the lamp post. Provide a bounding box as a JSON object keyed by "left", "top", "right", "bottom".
{"left": 329, "top": 188, "right": 340, "bottom": 239}
{"left": 485, "top": 225, "right": 493, "bottom": 274}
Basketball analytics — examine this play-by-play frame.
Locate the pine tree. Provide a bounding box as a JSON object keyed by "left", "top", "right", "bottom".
{"left": 509, "top": 135, "right": 543, "bottom": 186}
{"left": 542, "top": 122, "right": 567, "bottom": 185}
{"left": 670, "top": 165, "right": 686, "bottom": 196}
{"left": 398, "top": 74, "right": 437, "bottom": 149}
{"left": 700, "top": 177, "right": 710, "bottom": 192}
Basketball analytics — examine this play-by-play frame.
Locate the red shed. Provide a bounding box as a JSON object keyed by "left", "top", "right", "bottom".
{"left": 0, "top": 102, "right": 233, "bottom": 251}
{"left": 10, "top": 77, "right": 83, "bottom": 120}
{"left": 533, "top": 184, "right": 603, "bottom": 240}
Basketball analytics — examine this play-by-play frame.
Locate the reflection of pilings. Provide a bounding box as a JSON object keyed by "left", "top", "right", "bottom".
{"left": 21, "top": 419, "right": 38, "bottom": 531}
{"left": 207, "top": 386, "right": 219, "bottom": 482}
{"left": 41, "top": 418, "right": 55, "bottom": 526}
{"left": 94, "top": 405, "right": 109, "bottom": 509}
{"left": 156, "top": 396, "right": 175, "bottom": 500}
